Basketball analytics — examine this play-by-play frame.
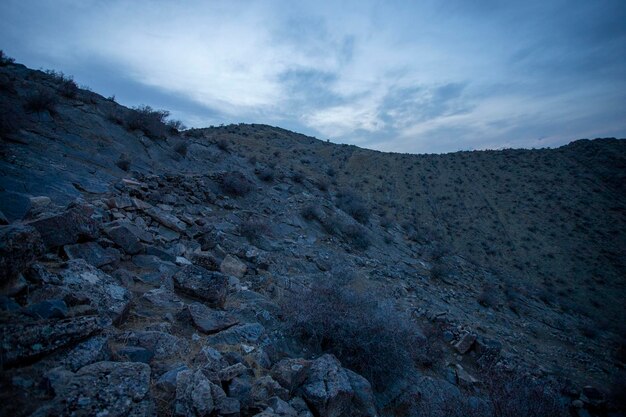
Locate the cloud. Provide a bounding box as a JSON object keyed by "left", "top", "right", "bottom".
{"left": 1, "top": 0, "right": 624, "bottom": 153}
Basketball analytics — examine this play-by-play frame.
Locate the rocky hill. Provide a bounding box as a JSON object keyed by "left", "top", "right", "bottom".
{"left": 1, "top": 56, "right": 625, "bottom": 416}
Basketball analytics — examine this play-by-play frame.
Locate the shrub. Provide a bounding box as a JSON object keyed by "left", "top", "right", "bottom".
{"left": 166, "top": 119, "right": 186, "bottom": 133}
{"left": 478, "top": 284, "right": 498, "bottom": 307}
{"left": 45, "top": 70, "right": 79, "bottom": 98}
{"left": 301, "top": 204, "right": 322, "bottom": 221}
{"left": 125, "top": 105, "right": 169, "bottom": 139}
{"left": 238, "top": 219, "right": 269, "bottom": 243}
{"left": 216, "top": 138, "right": 229, "bottom": 151}
{"left": 256, "top": 167, "right": 275, "bottom": 182}
{"left": 0, "top": 50, "right": 15, "bottom": 66}
{"left": 342, "top": 223, "right": 371, "bottom": 250}
{"left": 23, "top": 89, "right": 58, "bottom": 114}
{"left": 336, "top": 190, "right": 370, "bottom": 224}
{"left": 115, "top": 153, "right": 131, "bottom": 171}
{"left": 220, "top": 171, "right": 252, "bottom": 196}
{"left": 291, "top": 171, "right": 304, "bottom": 183}
{"left": 281, "top": 276, "right": 427, "bottom": 392}
{"left": 173, "top": 141, "right": 189, "bottom": 157}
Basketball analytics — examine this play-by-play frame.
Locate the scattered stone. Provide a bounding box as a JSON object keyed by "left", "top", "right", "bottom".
{"left": 157, "top": 363, "right": 188, "bottom": 394}
{"left": 208, "top": 323, "right": 265, "bottom": 345}
{"left": 35, "top": 361, "right": 153, "bottom": 416}
{"left": 0, "top": 315, "right": 105, "bottom": 367}
{"left": 59, "top": 335, "right": 110, "bottom": 371}
{"left": 106, "top": 196, "right": 133, "bottom": 209}
{"left": 28, "top": 204, "right": 98, "bottom": 249}
{"left": 115, "top": 346, "right": 154, "bottom": 363}
{"left": 58, "top": 260, "right": 131, "bottom": 323}
{"left": 25, "top": 299, "right": 68, "bottom": 319}
{"left": 176, "top": 256, "right": 193, "bottom": 265}
{"left": 299, "top": 354, "right": 354, "bottom": 417}
{"left": 220, "top": 254, "right": 248, "bottom": 278}
{"left": 219, "top": 363, "right": 249, "bottom": 382}
{"left": 145, "top": 207, "right": 187, "bottom": 232}
{"left": 143, "top": 287, "right": 186, "bottom": 313}
{"left": 0, "top": 224, "right": 44, "bottom": 283}
{"left": 175, "top": 369, "right": 215, "bottom": 416}
{"left": 271, "top": 358, "right": 310, "bottom": 393}
{"left": 173, "top": 265, "right": 229, "bottom": 308}
{"left": 104, "top": 224, "right": 144, "bottom": 254}
{"left": 63, "top": 241, "right": 120, "bottom": 267}
{"left": 117, "top": 330, "right": 189, "bottom": 361}
{"left": 454, "top": 332, "right": 477, "bottom": 354}
{"left": 29, "top": 196, "right": 51, "bottom": 210}
{"left": 187, "top": 302, "right": 239, "bottom": 334}
{"left": 251, "top": 375, "right": 290, "bottom": 407}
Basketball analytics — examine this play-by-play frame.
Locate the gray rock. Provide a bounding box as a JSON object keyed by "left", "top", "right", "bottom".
{"left": 251, "top": 376, "right": 290, "bottom": 408}
{"left": 218, "top": 363, "right": 249, "bottom": 382}
{"left": 63, "top": 241, "right": 120, "bottom": 267}
{"left": 175, "top": 369, "right": 215, "bottom": 416}
{"left": 188, "top": 302, "right": 238, "bottom": 334}
{"left": 0, "top": 315, "right": 104, "bottom": 367}
{"left": 173, "top": 265, "right": 229, "bottom": 308}
{"left": 117, "top": 330, "right": 189, "bottom": 361}
{"left": 268, "top": 397, "right": 299, "bottom": 416}
{"left": 106, "top": 196, "right": 133, "bottom": 209}
{"left": 115, "top": 346, "right": 154, "bottom": 363}
{"left": 0, "top": 209, "right": 8, "bottom": 225}
{"left": 0, "top": 295, "right": 21, "bottom": 312}
{"left": 208, "top": 323, "right": 265, "bottom": 345}
{"left": 145, "top": 207, "right": 187, "bottom": 232}
{"left": 156, "top": 363, "right": 188, "bottom": 394}
{"left": 28, "top": 204, "right": 98, "bottom": 249}
{"left": 142, "top": 287, "right": 185, "bottom": 313}
{"left": 35, "top": 361, "right": 153, "bottom": 416}
{"left": 220, "top": 254, "right": 248, "bottom": 278}
{"left": 345, "top": 369, "right": 378, "bottom": 417}
{"left": 59, "top": 335, "right": 110, "bottom": 371}
{"left": 299, "top": 354, "right": 354, "bottom": 417}
{"left": 58, "top": 260, "right": 131, "bottom": 323}
{"left": 25, "top": 299, "right": 68, "bottom": 319}
{"left": 454, "top": 333, "right": 477, "bottom": 354}
{"left": 0, "top": 224, "right": 44, "bottom": 283}
{"left": 104, "top": 224, "right": 145, "bottom": 254}
{"left": 271, "top": 358, "right": 310, "bottom": 393}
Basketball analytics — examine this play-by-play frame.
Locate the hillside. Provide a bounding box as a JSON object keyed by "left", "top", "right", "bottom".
{"left": 1, "top": 58, "right": 625, "bottom": 416}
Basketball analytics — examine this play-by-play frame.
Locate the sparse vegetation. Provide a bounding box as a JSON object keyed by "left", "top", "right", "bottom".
{"left": 220, "top": 171, "right": 252, "bottom": 196}
{"left": 45, "top": 70, "right": 79, "bottom": 98}
{"left": 336, "top": 190, "right": 370, "bottom": 224}
{"left": 115, "top": 153, "right": 131, "bottom": 171}
{"left": 281, "top": 275, "right": 428, "bottom": 392}
{"left": 255, "top": 166, "right": 275, "bottom": 182}
{"left": 0, "top": 50, "right": 15, "bottom": 66}
{"left": 125, "top": 105, "right": 170, "bottom": 139}
{"left": 238, "top": 218, "right": 269, "bottom": 243}
{"left": 23, "top": 89, "right": 58, "bottom": 114}
{"left": 173, "top": 141, "right": 189, "bottom": 157}
{"left": 301, "top": 204, "right": 322, "bottom": 221}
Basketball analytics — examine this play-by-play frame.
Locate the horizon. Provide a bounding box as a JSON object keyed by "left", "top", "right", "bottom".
{"left": 1, "top": 0, "right": 625, "bottom": 154}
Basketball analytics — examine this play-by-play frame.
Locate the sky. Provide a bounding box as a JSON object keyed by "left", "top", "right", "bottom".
{"left": 1, "top": 0, "right": 625, "bottom": 154}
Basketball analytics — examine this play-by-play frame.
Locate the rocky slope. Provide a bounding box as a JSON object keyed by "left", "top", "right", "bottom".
{"left": 1, "top": 58, "right": 625, "bottom": 416}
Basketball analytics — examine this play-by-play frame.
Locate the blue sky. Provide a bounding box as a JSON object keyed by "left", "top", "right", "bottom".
{"left": 1, "top": 0, "right": 625, "bottom": 153}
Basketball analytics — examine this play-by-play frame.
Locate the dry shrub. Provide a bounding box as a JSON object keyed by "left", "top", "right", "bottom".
{"left": 220, "top": 171, "right": 252, "bottom": 197}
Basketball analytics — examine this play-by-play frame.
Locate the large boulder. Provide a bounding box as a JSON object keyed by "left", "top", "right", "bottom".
{"left": 0, "top": 315, "right": 105, "bottom": 367}
{"left": 63, "top": 241, "right": 120, "bottom": 267}
{"left": 34, "top": 361, "right": 153, "bottom": 416}
{"left": 220, "top": 254, "right": 248, "bottom": 278}
{"left": 175, "top": 369, "right": 215, "bottom": 416}
{"left": 187, "top": 302, "right": 238, "bottom": 334}
{"left": 58, "top": 259, "right": 131, "bottom": 323}
{"left": 28, "top": 204, "right": 98, "bottom": 249}
{"left": 173, "top": 265, "right": 228, "bottom": 308}
{"left": 299, "top": 355, "right": 355, "bottom": 417}
{"left": 0, "top": 224, "right": 44, "bottom": 284}
{"left": 104, "top": 224, "right": 145, "bottom": 255}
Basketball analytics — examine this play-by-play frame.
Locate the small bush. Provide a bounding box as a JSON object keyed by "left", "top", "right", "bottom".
{"left": 115, "top": 153, "right": 131, "bottom": 171}
{"left": 256, "top": 167, "right": 275, "bottom": 182}
{"left": 342, "top": 224, "right": 371, "bottom": 250}
{"left": 238, "top": 219, "right": 270, "bottom": 243}
{"left": 292, "top": 171, "right": 304, "bottom": 183}
{"left": 0, "top": 50, "right": 15, "bottom": 66}
{"left": 301, "top": 204, "right": 322, "bottom": 221}
{"left": 478, "top": 284, "right": 498, "bottom": 307}
{"left": 221, "top": 171, "right": 252, "bottom": 196}
{"left": 125, "top": 105, "right": 170, "bottom": 139}
{"left": 336, "top": 190, "right": 370, "bottom": 224}
{"left": 281, "top": 277, "right": 428, "bottom": 392}
{"left": 45, "top": 70, "right": 79, "bottom": 98}
{"left": 166, "top": 119, "right": 186, "bottom": 133}
{"left": 216, "top": 139, "right": 229, "bottom": 151}
{"left": 430, "top": 263, "right": 448, "bottom": 282}
{"left": 23, "top": 89, "right": 58, "bottom": 114}
{"left": 173, "top": 141, "right": 189, "bottom": 157}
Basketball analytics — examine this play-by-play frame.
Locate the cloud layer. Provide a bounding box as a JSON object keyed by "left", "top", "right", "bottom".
{"left": 1, "top": 0, "right": 625, "bottom": 153}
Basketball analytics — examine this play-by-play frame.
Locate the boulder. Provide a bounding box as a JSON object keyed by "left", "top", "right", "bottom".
{"left": 454, "top": 332, "right": 477, "bottom": 354}
{"left": 220, "top": 254, "right": 248, "bottom": 278}
{"left": 0, "top": 315, "right": 105, "bottom": 367}
{"left": 25, "top": 299, "right": 68, "bottom": 319}
{"left": 58, "top": 335, "right": 110, "bottom": 371}
{"left": 207, "top": 323, "right": 265, "bottom": 345}
{"left": 187, "top": 302, "right": 238, "bottom": 334}
{"left": 157, "top": 364, "right": 189, "bottom": 394}
{"left": 251, "top": 375, "right": 290, "bottom": 407}
{"left": 28, "top": 204, "right": 98, "bottom": 249}
{"left": 0, "top": 224, "right": 44, "bottom": 283}
{"left": 299, "top": 354, "right": 354, "bottom": 417}
{"left": 35, "top": 361, "right": 153, "bottom": 416}
{"left": 142, "top": 287, "right": 185, "bottom": 313}
{"left": 116, "top": 330, "right": 189, "bottom": 361}
{"left": 63, "top": 241, "right": 120, "bottom": 267}
{"left": 58, "top": 260, "right": 131, "bottom": 323}
{"left": 173, "top": 265, "right": 229, "bottom": 308}
{"left": 345, "top": 369, "right": 378, "bottom": 417}
{"left": 104, "top": 224, "right": 145, "bottom": 254}
{"left": 175, "top": 369, "right": 215, "bottom": 416}
{"left": 145, "top": 207, "right": 187, "bottom": 232}
{"left": 271, "top": 358, "right": 311, "bottom": 394}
